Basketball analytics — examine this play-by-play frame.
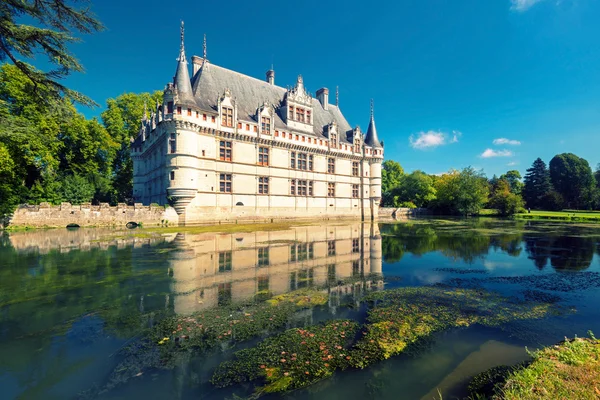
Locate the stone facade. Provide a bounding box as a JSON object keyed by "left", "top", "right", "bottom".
{"left": 131, "top": 23, "right": 384, "bottom": 225}
{"left": 8, "top": 202, "right": 178, "bottom": 228}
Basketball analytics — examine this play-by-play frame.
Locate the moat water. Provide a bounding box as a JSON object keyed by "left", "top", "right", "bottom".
{"left": 2, "top": 219, "right": 600, "bottom": 399}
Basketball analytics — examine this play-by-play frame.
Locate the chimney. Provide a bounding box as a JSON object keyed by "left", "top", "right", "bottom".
{"left": 266, "top": 69, "right": 275, "bottom": 85}
{"left": 192, "top": 55, "right": 204, "bottom": 75}
{"left": 316, "top": 88, "right": 329, "bottom": 110}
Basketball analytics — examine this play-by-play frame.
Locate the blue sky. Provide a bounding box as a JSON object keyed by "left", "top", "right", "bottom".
{"left": 59, "top": 0, "right": 600, "bottom": 177}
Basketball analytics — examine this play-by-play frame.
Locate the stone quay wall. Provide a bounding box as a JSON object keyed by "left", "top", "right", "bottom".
{"left": 379, "top": 207, "right": 430, "bottom": 219}
{"left": 7, "top": 202, "right": 179, "bottom": 228}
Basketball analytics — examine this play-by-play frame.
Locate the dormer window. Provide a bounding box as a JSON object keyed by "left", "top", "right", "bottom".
{"left": 261, "top": 116, "right": 271, "bottom": 134}
{"left": 306, "top": 110, "right": 311, "bottom": 124}
{"left": 331, "top": 133, "right": 337, "bottom": 149}
{"left": 288, "top": 105, "right": 294, "bottom": 120}
{"left": 354, "top": 139, "right": 361, "bottom": 153}
{"left": 222, "top": 106, "right": 233, "bottom": 127}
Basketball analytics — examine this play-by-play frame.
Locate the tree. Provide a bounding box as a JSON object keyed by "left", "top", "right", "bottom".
{"left": 101, "top": 91, "right": 163, "bottom": 203}
{"left": 488, "top": 179, "right": 525, "bottom": 216}
{"left": 381, "top": 160, "right": 404, "bottom": 194}
{"left": 500, "top": 170, "right": 523, "bottom": 195}
{"left": 549, "top": 153, "right": 596, "bottom": 209}
{"left": 0, "top": 0, "right": 104, "bottom": 106}
{"left": 522, "top": 158, "right": 551, "bottom": 209}
{"left": 433, "top": 167, "right": 489, "bottom": 215}
{"left": 391, "top": 170, "right": 436, "bottom": 208}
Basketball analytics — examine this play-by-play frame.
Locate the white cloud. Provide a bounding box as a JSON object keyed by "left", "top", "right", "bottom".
{"left": 409, "top": 130, "right": 459, "bottom": 150}
{"left": 480, "top": 148, "right": 514, "bottom": 158}
{"left": 493, "top": 138, "right": 521, "bottom": 146}
{"left": 507, "top": 161, "right": 519, "bottom": 166}
{"left": 510, "top": 0, "right": 545, "bottom": 11}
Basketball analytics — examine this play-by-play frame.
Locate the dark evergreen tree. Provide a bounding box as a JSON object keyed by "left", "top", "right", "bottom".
{"left": 522, "top": 158, "right": 551, "bottom": 209}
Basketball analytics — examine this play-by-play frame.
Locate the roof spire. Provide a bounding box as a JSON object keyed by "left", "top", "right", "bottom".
{"left": 173, "top": 21, "right": 195, "bottom": 104}
{"left": 336, "top": 86, "right": 339, "bottom": 107}
{"left": 177, "top": 21, "right": 186, "bottom": 63}
{"left": 365, "top": 98, "right": 382, "bottom": 149}
{"left": 203, "top": 33, "right": 207, "bottom": 59}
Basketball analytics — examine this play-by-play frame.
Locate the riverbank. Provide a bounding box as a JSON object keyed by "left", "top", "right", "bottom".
{"left": 468, "top": 334, "right": 600, "bottom": 399}
{"left": 514, "top": 210, "right": 600, "bottom": 223}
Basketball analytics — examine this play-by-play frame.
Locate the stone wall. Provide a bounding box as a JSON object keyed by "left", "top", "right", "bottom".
{"left": 379, "top": 207, "right": 430, "bottom": 219}
{"left": 7, "top": 202, "right": 179, "bottom": 228}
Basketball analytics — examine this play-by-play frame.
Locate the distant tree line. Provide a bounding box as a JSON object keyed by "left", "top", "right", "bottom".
{"left": 381, "top": 152, "right": 600, "bottom": 215}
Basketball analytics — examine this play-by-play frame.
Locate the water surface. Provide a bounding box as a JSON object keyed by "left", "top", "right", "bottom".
{"left": 1, "top": 219, "right": 600, "bottom": 399}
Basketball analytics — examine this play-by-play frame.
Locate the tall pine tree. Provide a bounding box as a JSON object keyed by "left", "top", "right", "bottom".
{"left": 523, "top": 158, "right": 551, "bottom": 209}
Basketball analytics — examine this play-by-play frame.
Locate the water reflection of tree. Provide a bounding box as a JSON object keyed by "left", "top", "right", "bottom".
{"left": 524, "top": 235, "right": 595, "bottom": 271}
{"left": 380, "top": 222, "right": 524, "bottom": 264}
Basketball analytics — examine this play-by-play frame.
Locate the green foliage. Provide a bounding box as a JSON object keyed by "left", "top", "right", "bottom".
{"left": 488, "top": 179, "right": 525, "bottom": 216}
{"left": 381, "top": 160, "right": 404, "bottom": 205}
{"left": 390, "top": 170, "right": 436, "bottom": 208}
{"left": 101, "top": 91, "right": 162, "bottom": 203}
{"left": 0, "top": 0, "right": 104, "bottom": 106}
{"left": 549, "top": 153, "right": 596, "bottom": 210}
{"left": 523, "top": 158, "right": 552, "bottom": 209}
{"left": 499, "top": 170, "right": 523, "bottom": 196}
{"left": 433, "top": 167, "right": 489, "bottom": 215}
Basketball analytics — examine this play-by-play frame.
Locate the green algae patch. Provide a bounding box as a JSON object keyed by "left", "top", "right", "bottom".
{"left": 209, "top": 287, "right": 567, "bottom": 397}
{"left": 211, "top": 320, "right": 359, "bottom": 395}
{"left": 265, "top": 288, "right": 328, "bottom": 307}
{"left": 498, "top": 334, "right": 600, "bottom": 400}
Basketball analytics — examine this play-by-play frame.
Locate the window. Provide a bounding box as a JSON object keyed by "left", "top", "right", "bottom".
{"left": 308, "top": 243, "right": 314, "bottom": 259}
{"left": 196, "top": 111, "right": 199, "bottom": 118}
{"left": 258, "top": 177, "right": 269, "bottom": 194}
{"left": 306, "top": 110, "right": 311, "bottom": 124}
{"left": 237, "top": 122, "right": 242, "bottom": 129}
{"left": 298, "top": 153, "right": 307, "bottom": 170}
{"left": 328, "top": 158, "right": 335, "bottom": 174}
{"left": 167, "top": 101, "right": 174, "bottom": 114}
{"left": 296, "top": 107, "right": 305, "bottom": 123}
{"left": 288, "top": 105, "right": 294, "bottom": 120}
{"left": 203, "top": 114, "right": 207, "bottom": 121}
{"left": 218, "top": 283, "right": 232, "bottom": 306}
{"left": 246, "top": 124, "right": 250, "bottom": 131}
{"left": 176, "top": 106, "right": 182, "bottom": 115}
{"left": 354, "top": 139, "right": 360, "bottom": 153}
{"left": 258, "top": 147, "right": 269, "bottom": 166}
{"left": 352, "top": 238, "right": 360, "bottom": 253}
{"left": 211, "top": 116, "right": 216, "bottom": 123}
{"left": 328, "top": 182, "right": 335, "bottom": 197}
{"left": 352, "top": 184, "right": 359, "bottom": 198}
{"left": 352, "top": 162, "right": 359, "bottom": 177}
{"left": 327, "top": 264, "right": 336, "bottom": 286}
{"left": 261, "top": 116, "right": 271, "bottom": 134}
{"left": 328, "top": 240, "right": 336, "bottom": 256}
{"left": 290, "top": 152, "right": 296, "bottom": 169}
{"left": 290, "top": 179, "right": 296, "bottom": 195}
{"left": 258, "top": 276, "right": 269, "bottom": 291}
{"left": 187, "top": 108, "right": 192, "bottom": 116}
{"left": 253, "top": 126, "right": 258, "bottom": 133}
{"left": 220, "top": 141, "right": 232, "bottom": 161}
{"left": 221, "top": 106, "right": 233, "bottom": 127}
{"left": 309, "top": 155, "right": 313, "bottom": 171}
{"left": 308, "top": 181, "right": 313, "bottom": 196}
{"left": 220, "top": 174, "right": 232, "bottom": 193}
{"left": 169, "top": 133, "right": 176, "bottom": 153}
{"left": 331, "top": 134, "right": 337, "bottom": 149}
{"left": 298, "top": 180, "right": 307, "bottom": 196}
{"left": 258, "top": 248, "right": 269, "bottom": 266}
{"left": 170, "top": 171, "right": 175, "bottom": 181}
{"left": 218, "top": 252, "right": 232, "bottom": 272}
{"left": 353, "top": 260, "right": 360, "bottom": 276}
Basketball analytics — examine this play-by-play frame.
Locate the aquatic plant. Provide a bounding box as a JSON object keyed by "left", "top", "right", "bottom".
{"left": 210, "top": 286, "right": 565, "bottom": 396}
{"left": 211, "top": 320, "right": 359, "bottom": 394}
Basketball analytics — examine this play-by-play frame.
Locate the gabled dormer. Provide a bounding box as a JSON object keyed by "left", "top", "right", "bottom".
{"left": 217, "top": 88, "right": 236, "bottom": 129}
{"left": 351, "top": 126, "right": 362, "bottom": 153}
{"left": 324, "top": 122, "right": 338, "bottom": 149}
{"left": 284, "top": 75, "right": 313, "bottom": 133}
{"left": 257, "top": 100, "right": 274, "bottom": 136}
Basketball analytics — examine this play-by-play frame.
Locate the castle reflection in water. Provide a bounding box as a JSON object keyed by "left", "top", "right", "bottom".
{"left": 167, "top": 223, "right": 383, "bottom": 314}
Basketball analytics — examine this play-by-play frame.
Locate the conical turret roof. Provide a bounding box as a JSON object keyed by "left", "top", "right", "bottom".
{"left": 364, "top": 100, "right": 382, "bottom": 148}
{"left": 173, "top": 21, "right": 195, "bottom": 105}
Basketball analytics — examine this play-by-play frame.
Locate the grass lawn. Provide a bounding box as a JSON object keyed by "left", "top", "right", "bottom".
{"left": 501, "top": 335, "right": 600, "bottom": 400}
{"left": 514, "top": 210, "right": 600, "bottom": 222}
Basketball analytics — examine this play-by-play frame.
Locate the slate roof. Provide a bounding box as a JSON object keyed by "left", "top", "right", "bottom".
{"left": 190, "top": 62, "right": 355, "bottom": 144}
{"left": 365, "top": 114, "right": 383, "bottom": 148}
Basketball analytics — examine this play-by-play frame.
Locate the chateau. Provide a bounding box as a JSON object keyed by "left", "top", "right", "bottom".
{"left": 131, "top": 24, "right": 384, "bottom": 224}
